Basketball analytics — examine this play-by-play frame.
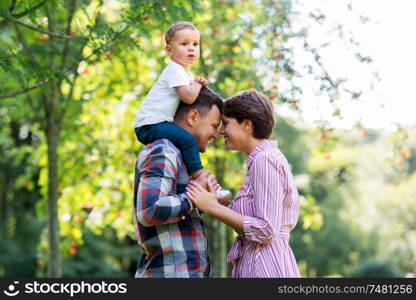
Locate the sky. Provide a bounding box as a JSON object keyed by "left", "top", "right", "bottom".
{"left": 281, "top": 0, "right": 416, "bottom": 130}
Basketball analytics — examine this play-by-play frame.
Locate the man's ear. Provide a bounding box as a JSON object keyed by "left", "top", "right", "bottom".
{"left": 186, "top": 109, "right": 200, "bottom": 127}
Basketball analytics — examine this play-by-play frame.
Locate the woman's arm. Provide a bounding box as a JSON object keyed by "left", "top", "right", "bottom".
{"left": 242, "top": 155, "right": 284, "bottom": 244}
{"left": 187, "top": 154, "right": 285, "bottom": 243}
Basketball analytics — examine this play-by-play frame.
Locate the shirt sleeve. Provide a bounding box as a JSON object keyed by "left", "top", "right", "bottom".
{"left": 135, "top": 144, "right": 193, "bottom": 227}
{"left": 164, "top": 63, "right": 192, "bottom": 88}
{"left": 243, "top": 154, "right": 285, "bottom": 244}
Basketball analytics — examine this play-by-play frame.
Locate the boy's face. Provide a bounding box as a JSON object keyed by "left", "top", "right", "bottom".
{"left": 166, "top": 28, "right": 200, "bottom": 70}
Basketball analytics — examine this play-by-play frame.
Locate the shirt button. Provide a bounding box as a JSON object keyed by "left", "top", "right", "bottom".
{"left": 181, "top": 216, "right": 186, "bottom": 220}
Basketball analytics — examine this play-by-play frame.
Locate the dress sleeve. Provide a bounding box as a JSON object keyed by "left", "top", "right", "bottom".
{"left": 243, "top": 154, "right": 285, "bottom": 244}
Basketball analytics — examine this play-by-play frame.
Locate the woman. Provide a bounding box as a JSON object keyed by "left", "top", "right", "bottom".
{"left": 187, "top": 90, "right": 300, "bottom": 278}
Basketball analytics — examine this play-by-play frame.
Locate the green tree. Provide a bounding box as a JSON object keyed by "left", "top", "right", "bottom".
{"left": 0, "top": 117, "right": 43, "bottom": 277}
{"left": 0, "top": 0, "right": 382, "bottom": 278}
{"left": 0, "top": 0, "right": 192, "bottom": 276}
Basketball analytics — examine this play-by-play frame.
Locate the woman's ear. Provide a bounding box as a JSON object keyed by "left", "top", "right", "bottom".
{"left": 242, "top": 119, "right": 253, "bottom": 134}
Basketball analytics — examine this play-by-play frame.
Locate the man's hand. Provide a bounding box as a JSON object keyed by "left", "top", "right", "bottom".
{"left": 190, "top": 170, "right": 209, "bottom": 190}
{"left": 190, "top": 171, "right": 219, "bottom": 190}
{"left": 193, "top": 76, "right": 209, "bottom": 86}
{"left": 186, "top": 180, "right": 218, "bottom": 213}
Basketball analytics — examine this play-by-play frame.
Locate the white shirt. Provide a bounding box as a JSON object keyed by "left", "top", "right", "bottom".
{"left": 134, "top": 60, "right": 193, "bottom": 128}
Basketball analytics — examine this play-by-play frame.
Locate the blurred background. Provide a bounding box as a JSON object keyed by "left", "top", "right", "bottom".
{"left": 0, "top": 0, "right": 415, "bottom": 278}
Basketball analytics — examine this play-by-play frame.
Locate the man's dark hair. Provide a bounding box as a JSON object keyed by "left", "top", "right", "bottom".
{"left": 175, "top": 87, "right": 224, "bottom": 121}
{"left": 223, "top": 90, "right": 275, "bottom": 139}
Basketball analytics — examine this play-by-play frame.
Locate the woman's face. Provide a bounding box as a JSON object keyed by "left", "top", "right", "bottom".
{"left": 220, "top": 116, "right": 249, "bottom": 151}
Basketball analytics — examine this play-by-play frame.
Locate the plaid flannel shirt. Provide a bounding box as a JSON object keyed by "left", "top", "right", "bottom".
{"left": 133, "top": 139, "right": 210, "bottom": 278}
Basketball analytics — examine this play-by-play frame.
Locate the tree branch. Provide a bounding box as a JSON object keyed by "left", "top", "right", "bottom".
{"left": 44, "top": 3, "right": 56, "bottom": 73}
{"left": 61, "top": 0, "right": 77, "bottom": 72}
{"left": 0, "top": 26, "right": 128, "bottom": 101}
{"left": 0, "top": 16, "right": 9, "bottom": 29}
{"left": 0, "top": 79, "right": 49, "bottom": 100}
{"left": 4, "top": 14, "right": 73, "bottom": 39}
{"left": 8, "top": 0, "right": 17, "bottom": 13}
{"left": 13, "top": 0, "right": 49, "bottom": 18}
{"left": 14, "top": 66, "right": 38, "bottom": 113}
{"left": 0, "top": 0, "right": 50, "bottom": 30}
{"left": 60, "top": 0, "right": 104, "bottom": 119}
{"left": 14, "top": 24, "right": 41, "bottom": 69}
{"left": 13, "top": 22, "right": 48, "bottom": 115}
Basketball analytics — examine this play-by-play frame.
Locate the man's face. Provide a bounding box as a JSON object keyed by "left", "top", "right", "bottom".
{"left": 193, "top": 106, "right": 221, "bottom": 152}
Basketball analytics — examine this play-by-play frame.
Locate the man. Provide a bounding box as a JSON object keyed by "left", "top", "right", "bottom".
{"left": 133, "top": 87, "right": 223, "bottom": 278}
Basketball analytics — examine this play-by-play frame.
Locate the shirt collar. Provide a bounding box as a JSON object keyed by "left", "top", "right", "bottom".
{"left": 169, "top": 60, "right": 192, "bottom": 75}
{"left": 247, "top": 139, "right": 278, "bottom": 169}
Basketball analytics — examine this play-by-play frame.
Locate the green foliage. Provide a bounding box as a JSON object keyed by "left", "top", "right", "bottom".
{"left": 61, "top": 228, "right": 137, "bottom": 278}
{"left": 1, "top": 0, "right": 414, "bottom": 278}
{"left": 0, "top": 213, "right": 44, "bottom": 277}
{"left": 0, "top": 117, "right": 43, "bottom": 277}
{"left": 273, "top": 118, "right": 308, "bottom": 174}
{"left": 280, "top": 123, "right": 378, "bottom": 277}
{"left": 349, "top": 259, "right": 404, "bottom": 278}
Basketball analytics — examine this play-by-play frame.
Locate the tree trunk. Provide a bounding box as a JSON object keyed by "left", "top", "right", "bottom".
{"left": 218, "top": 222, "right": 227, "bottom": 277}
{"left": 0, "top": 181, "right": 10, "bottom": 235}
{"left": 213, "top": 139, "right": 228, "bottom": 277}
{"left": 45, "top": 97, "right": 62, "bottom": 277}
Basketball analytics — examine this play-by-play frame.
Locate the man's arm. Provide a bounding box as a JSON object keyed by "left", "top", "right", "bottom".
{"left": 135, "top": 144, "right": 193, "bottom": 227}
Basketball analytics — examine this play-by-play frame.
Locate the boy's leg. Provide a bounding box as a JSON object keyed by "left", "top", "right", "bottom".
{"left": 143, "top": 122, "right": 204, "bottom": 175}
{"left": 135, "top": 126, "right": 152, "bottom": 144}
{"left": 138, "top": 122, "right": 232, "bottom": 203}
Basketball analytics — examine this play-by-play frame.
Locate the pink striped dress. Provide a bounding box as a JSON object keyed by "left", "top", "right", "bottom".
{"left": 226, "top": 140, "right": 300, "bottom": 278}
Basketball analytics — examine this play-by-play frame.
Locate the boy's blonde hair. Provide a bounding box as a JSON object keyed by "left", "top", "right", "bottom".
{"left": 165, "top": 21, "right": 198, "bottom": 44}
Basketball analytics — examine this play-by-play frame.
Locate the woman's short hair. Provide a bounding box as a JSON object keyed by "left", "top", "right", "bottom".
{"left": 224, "top": 90, "right": 275, "bottom": 139}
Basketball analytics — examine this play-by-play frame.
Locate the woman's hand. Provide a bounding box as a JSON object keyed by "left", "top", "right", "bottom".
{"left": 186, "top": 179, "right": 218, "bottom": 213}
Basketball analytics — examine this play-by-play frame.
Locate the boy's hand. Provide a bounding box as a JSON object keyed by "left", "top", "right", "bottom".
{"left": 186, "top": 181, "right": 218, "bottom": 214}
{"left": 194, "top": 77, "right": 209, "bottom": 86}
{"left": 190, "top": 170, "right": 209, "bottom": 190}
{"left": 207, "top": 175, "right": 219, "bottom": 191}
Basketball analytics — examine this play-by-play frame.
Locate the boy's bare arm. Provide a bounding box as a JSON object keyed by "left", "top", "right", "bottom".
{"left": 176, "top": 77, "right": 208, "bottom": 104}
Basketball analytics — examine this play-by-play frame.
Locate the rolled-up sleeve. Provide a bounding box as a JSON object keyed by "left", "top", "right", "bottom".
{"left": 243, "top": 154, "right": 284, "bottom": 244}
{"left": 135, "top": 145, "right": 193, "bottom": 227}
